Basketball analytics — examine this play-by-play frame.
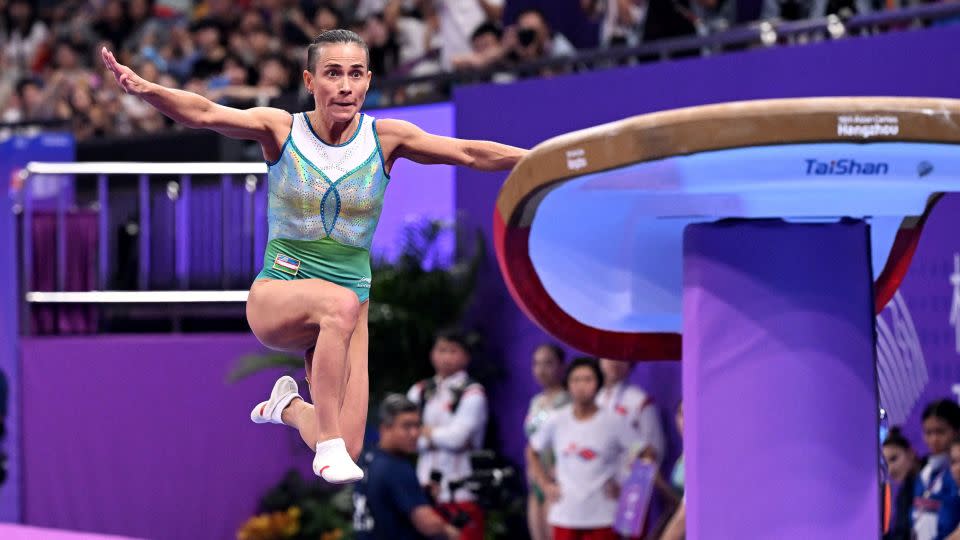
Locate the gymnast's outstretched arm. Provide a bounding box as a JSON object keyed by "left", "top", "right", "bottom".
{"left": 375, "top": 118, "right": 528, "bottom": 171}
{"left": 100, "top": 47, "right": 288, "bottom": 148}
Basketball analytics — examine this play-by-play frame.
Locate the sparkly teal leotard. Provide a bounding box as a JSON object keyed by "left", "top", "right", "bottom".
{"left": 254, "top": 112, "right": 390, "bottom": 302}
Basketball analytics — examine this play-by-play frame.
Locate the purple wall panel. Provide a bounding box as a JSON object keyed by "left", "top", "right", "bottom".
{"left": 369, "top": 103, "right": 456, "bottom": 262}
{"left": 683, "top": 220, "right": 879, "bottom": 539}
{"left": 21, "top": 335, "right": 312, "bottom": 540}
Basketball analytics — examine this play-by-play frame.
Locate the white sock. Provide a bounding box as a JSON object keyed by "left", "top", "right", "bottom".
{"left": 313, "top": 438, "right": 363, "bottom": 484}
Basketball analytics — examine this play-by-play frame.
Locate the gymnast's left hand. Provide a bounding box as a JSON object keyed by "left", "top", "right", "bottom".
{"left": 101, "top": 47, "right": 152, "bottom": 97}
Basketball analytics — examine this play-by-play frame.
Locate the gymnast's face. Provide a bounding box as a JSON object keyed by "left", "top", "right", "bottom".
{"left": 304, "top": 43, "right": 371, "bottom": 125}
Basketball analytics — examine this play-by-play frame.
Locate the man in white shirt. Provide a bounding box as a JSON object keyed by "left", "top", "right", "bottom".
{"left": 597, "top": 359, "right": 665, "bottom": 476}
{"left": 528, "top": 357, "right": 639, "bottom": 540}
{"left": 407, "top": 330, "right": 488, "bottom": 540}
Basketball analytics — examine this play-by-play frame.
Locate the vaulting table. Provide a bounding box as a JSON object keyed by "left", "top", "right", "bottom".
{"left": 493, "top": 97, "right": 960, "bottom": 539}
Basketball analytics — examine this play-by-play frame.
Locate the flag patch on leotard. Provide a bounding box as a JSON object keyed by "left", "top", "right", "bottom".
{"left": 273, "top": 253, "right": 301, "bottom": 276}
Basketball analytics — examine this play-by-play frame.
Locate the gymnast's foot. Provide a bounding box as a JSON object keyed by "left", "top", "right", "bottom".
{"left": 250, "top": 375, "right": 301, "bottom": 425}
{"left": 313, "top": 438, "right": 363, "bottom": 484}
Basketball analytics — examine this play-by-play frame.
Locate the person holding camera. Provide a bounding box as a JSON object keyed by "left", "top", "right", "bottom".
{"left": 353, "top": 394, "right": 461, "bottom": 540}
{"left": 527, "top": 357, "right": 645, "bottom": 540}
{"left": 408, "top": 330, "right": 489, "bottom": 540}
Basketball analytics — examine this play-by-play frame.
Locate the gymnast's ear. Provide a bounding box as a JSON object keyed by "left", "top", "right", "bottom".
{"left": 302, "top": 69, "right": 314, "bottom": 93}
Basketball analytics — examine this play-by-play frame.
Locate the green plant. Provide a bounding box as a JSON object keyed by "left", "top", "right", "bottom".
{"left": 237, "top": 469, "right": 353, "bottom": 540}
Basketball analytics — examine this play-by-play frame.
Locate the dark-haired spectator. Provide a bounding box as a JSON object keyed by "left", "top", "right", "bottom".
{"left": 690, "top": 0, "right": 737, "bottom": 35}
{"left": 505, "top": 8, "right": 576, "bottom": 64}
{"left": 363, "top": 14, "right": 401, "bottom": 76}
{"left": 914, "top": 399, "right": 960, "bottom": 540}
{"left": 641, "top": 0, "right": 698, "bottom": 43}
{"left": 407, "top": 329, "right": 488, "bottom": 540}
{"left": 353, "top": 394, "right": 461, "bottom": 540}
{"left": 451, "top": 22, "right": 504, "bottom": 71}
{"left": 381, "top": 0, "right": 433, "bottom": 67}
{"left": 884, "top": 426, "right": 920, "bottom": 540}
{"left": 524, "top": 343, "right": 570, "bottom": 540}
{"left": 93, "top": 0, "right": 132, "bottom": 51}
{"left": 123, "top": 0, "right": 167, "bottom": 54}
{"left": 2, "top": 78, "right": 43, "bottom": 124}
{"left": 527, "top": 357, "right": 642, "bottom": 540}
{"left": 581, "top": 0, "right": 645, "bottom": 46}
{"left": 189, "top": 18, "right": 228, "bottom": 80}
{"left": 3, "top": 0, "right": 50, "bottom": 75}
{"left": 425, "top": 0, "right": 505, "bottom": 69}
{"left": 282, "top": 3, "right": 340, "bottom": 47}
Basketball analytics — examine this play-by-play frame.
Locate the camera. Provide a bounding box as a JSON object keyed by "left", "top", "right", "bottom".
{"left": 445, "top": 451, "right": 518, "bottom": 509}
{"left": 517, "top": 28, "right": 538, "bottom": 47}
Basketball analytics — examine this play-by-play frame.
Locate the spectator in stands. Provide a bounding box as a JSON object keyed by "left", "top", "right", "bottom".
{"left": 380, "top": 0, "right": 434, "bottom": 68}
{"left": 451, "top": 22, "right": 504, "bottom": 71}
{"left": 2, "top": 78, "right": 37, "bottom": 124}
{"left": 363, "top": 13, "right": 401, "bottom": 76}
{"left": 407, "top": 329, "right": 488, "bottom": 540}
{"left": 123, "top": 0, "right": 164, "bottom": 53}
{"left": 670, "top": 401, "right": 684, "bottom": 495}
{"left": 914, "top": 399, "right": 960, "bottom": 540}
{"left": 528, "top": 357, "right": 641, "bottom": 540}
{"left": 283, "top": 3, "right": 343, "bottom": 46}
{"left": 353, "top": 394, "right": 461, "bottom": 540}
{"left": 690, "top": 0, "right": 737, "bottom": 35}
{"left": 524, "top": 343, "right": 570, "bottom": 540}
{"left": 240, "top": 23, "right": 279, "bottom": 68}
{"left": 205, "top": 53, "right": 288, "bottom": 109}
{"left": 761, "top": 0, "right": 872, "bottom": 21}
{"left": 581, "top": 0, "right": 646, "bottom": 46}
{"left": 883, "top": 426, "right": 919, "bottom": 540}
{"left": 189, "top": 18, "right": 228, "bottom": 81}
{"left": 2, "top": 0, "right": 50, "bottom": 76}
{"left": 425, "top": 0, "right": 505, "bottom": 69}
{"left": 597, "top": 359, "right": 665, "bottom": 470}
{"left": 93, "top": 0, "right": 132, "bottom": 52}
{"left": 641, "top": 0, "right": 698, "bottom": 43}
{"left": 505, "top": 8, "right": 576, "bottom": 65}
{"left": 650, "top": 401, "right": 684, "bottom": 538}
{"left": 948, "top": 439, "right": 960, "bottom": 540}
{"left": 660, "top": 500, "right": 686, "bottom": 540}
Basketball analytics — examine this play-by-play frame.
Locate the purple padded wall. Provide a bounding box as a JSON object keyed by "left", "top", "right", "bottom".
{"left": 683, "top": 220, "right": 879, "bottom": 539}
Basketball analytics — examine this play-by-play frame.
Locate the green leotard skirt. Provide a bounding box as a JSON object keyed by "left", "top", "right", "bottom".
{"left": 254, "top": 237, "right": 372, "bottom": 302}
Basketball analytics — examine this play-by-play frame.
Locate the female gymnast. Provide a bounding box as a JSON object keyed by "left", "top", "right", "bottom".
{"left": 102, "top": 29, "right": 527, "bottom": 484}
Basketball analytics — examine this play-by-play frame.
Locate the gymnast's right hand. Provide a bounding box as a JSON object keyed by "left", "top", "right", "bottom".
{"left": 101, "top": 47, "right": 151, "bottom": 97}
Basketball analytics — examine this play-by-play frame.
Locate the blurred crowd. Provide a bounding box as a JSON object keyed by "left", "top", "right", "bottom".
{"left": 0, "top": 0, "right": 951, "bottom": 140}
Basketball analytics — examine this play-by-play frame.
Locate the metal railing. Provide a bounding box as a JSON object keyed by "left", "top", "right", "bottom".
{"left": 18, "top": 162, "right": 267, "bottom": 309}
